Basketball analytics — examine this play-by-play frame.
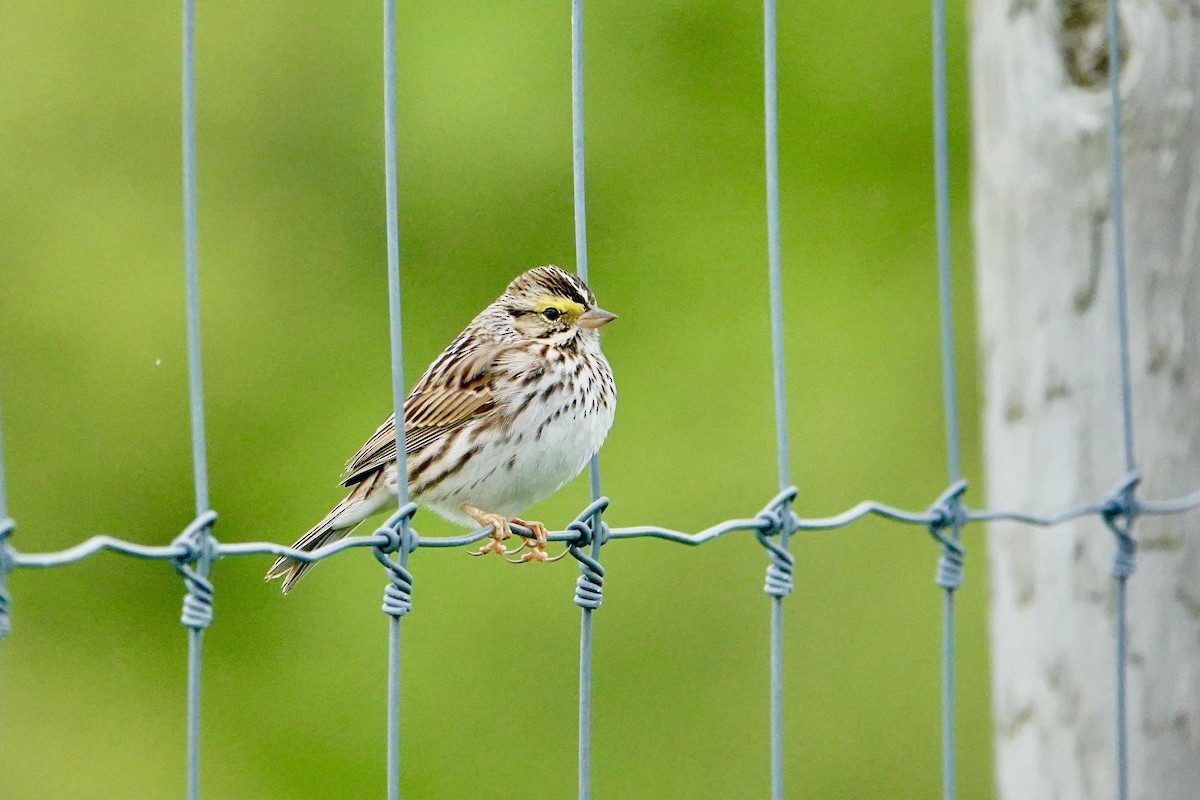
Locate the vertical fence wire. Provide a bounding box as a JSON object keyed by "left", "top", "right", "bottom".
{"left": 763, "top": 2, "right": 790, "bottom": 498}
{"left": 1105, "top": 1, "right": 1135, "bottom": 478}
{"left": 182, "top": 7, "right": 208, "bottom": 519}
{"left": 0, "top": 387, "right": 10, "bottom": 645}
{"left": 382, "top": 1, "right": 411, "bottom": 798}
{"left": 0, "top": 382, "right": 8, "bottom": 520}
{"left": 570, "top": 0, "right": 591, "bottom": 311}
{"left": 1105, "top": 1, "right": 1134, "bottom": 797}
{"left": 569, "top": 2, "right": 604, "bottom": 798}
{"left": 761, "top": 2, "right": 792, "bottom": 799}
{"left": 929, "top": 0, "right": 963, "bottom": 798}
{"left": 180, "top": 2, "right": 211, "bottom": 799}
{"left": 0, "top": 387, "right": 8, "bottom": 525}
{"left": 0, "top": 395, "right": 8, "bottom": 750}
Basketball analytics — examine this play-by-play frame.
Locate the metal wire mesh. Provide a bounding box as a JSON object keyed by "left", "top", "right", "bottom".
{"left": 0, "top": 1, "right": 1196, "bottom": 799}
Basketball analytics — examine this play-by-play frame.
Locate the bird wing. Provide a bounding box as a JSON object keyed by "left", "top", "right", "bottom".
{"left": 339, "top": 341, "right": 506, "bottom": 487}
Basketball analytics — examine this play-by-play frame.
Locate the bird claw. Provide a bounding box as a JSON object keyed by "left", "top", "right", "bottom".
{"left": 467, "top": 536, "right": 508, "bottom": 557}
{"left": 461, "top": 511, "right": 568, "bottom": 563}
{"left": 507, "top": 547, "right": 542, "bottom": 563}
{"left": 505, "top": 518, "right": 568, "bottom": 564}
{"left": 463, "top": 505, "right": 513, "bottom": 557}
{"left": 507, "top": 545, "right": 569, "bottom": 563}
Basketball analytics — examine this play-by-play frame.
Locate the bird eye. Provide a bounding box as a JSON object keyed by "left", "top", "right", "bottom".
{"left": 542, "top": 307, "right": 562, "bottom": 321}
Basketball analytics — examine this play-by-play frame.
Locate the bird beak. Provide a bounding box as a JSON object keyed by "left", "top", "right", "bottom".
{"left": 577, "top": 307, "right": 618, "bottom": 329}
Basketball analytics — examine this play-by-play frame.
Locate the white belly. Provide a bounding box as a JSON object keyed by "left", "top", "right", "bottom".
{"left": 404, "top": 389, "right": 615, "bottom": 528}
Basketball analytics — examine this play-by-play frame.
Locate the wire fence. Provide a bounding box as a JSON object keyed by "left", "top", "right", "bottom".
{"left": 1, "top": 1, "right": 1198, "bottom": 799}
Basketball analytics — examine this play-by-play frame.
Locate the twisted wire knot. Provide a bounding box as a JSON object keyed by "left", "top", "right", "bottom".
{"left": 372, "top": 503, "right": 419, "bottom": 618}
{"left": 926, "top": 480, "right": 969, "bottom": 533}
{"left": 567, "top": 497, "right": 610, "bottom": 609}
{"left": 170, "top": 511, "right": 219, "bottom": 631}
{"left": 758, "top": 536, "right": 795, "bottom": 598}
{"left": 754, "top": 487, "right": 799, "bottom": 598}
{"left": 0, "top": 518, "right": 15, "bottom": 639}
{"left": 935, "top": 540, "right": 965, "bottom": 591}
{"left": 1110, "top": 532, "right": 1136, "bottom": 580}
{"left": 571, "top": 547, "right": 605, "bottom": 609}
{"left": 1102, "top": 473, "right": 1140, "bottom": 580}
{"left": 755, "top": 507, "right": 785, "bottom": 534}
{"left": 565, "top": 518, "right": 592, "bottom": 547}
{"left": 566, "top": 517, "right": 610, "bottom": 550}
{"left": 926, "top": 480, "right": 969, "bottom": 591}
{"left": 373, "top": 503, "right": 419, "bottom": 555}
{"left": 379, "top": 563, "right": 415, "bottom": 617}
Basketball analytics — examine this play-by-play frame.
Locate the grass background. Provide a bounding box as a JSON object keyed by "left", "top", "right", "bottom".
{"left": 0, "top": 1, "right": 987, "bottom": 797}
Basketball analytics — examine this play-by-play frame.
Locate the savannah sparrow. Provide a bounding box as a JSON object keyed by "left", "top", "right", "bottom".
{"left": 266, "top": 266, "right": 617, "bottom": 593}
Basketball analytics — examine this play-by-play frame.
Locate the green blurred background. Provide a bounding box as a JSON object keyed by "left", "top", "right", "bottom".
{"left": 0, "top": 1, "right": 984, "bottom": 798}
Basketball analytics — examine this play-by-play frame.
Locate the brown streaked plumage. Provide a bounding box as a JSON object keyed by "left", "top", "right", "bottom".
{"left": 266, "top": 266, "right": 617, "bottom": 593}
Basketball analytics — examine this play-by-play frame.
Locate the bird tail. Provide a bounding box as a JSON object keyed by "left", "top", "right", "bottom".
{"left": 267, "top": 469, "right": 394, "bottom": 594}
{"left": 265, "top": 499, "right": 357, "bottom": 594}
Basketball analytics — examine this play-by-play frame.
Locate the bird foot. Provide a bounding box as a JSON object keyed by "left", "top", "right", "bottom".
{"left": 507, "top": 518, "right": 568, "bottom": 563}
{"left": 463, "top": 506, "right": 513, "bottom": 557}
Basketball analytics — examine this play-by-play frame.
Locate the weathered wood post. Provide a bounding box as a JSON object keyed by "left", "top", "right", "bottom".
{"left": 972, "top": 1, "right": 1200, "bottom": 797}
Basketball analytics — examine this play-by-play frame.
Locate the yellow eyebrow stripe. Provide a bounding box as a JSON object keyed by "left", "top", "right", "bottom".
{"left": 533, "top": 294, "right": 585, "bottom": 316}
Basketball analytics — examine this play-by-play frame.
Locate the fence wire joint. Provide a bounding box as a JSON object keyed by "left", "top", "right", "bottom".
{"left": 755, "top": 486, "right": 799, "bottom": 598}
{"left": 926, "top": 480, "right": 968, "bottom": 591}
{"left": 1102, "top": 473, "right": 1140, "bottom": 580}
{"left": 373, "top": 502, "right": 419, "bottom": 618}
{"left": 171, "top": 511, "right": 219, "bottom": 630}
{"left": 568, "top": 497, "right": 609, "bottom": 609}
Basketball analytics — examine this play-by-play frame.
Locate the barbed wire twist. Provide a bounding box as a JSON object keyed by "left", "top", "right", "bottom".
{"left": 170, "top": 511, "right": 219, "bottom": 631}
{"left": 372, "top": 503, "right": 419, "bottom": 618}
{"left": 566, "top": 498, "right": 609, "bottom": 610}
{"left": 926, "top": 480, "right": 968, "bottom": 592}
{"left": 1102, "top": 473, "right": 1140, "bottom": 581}
{"left": 754, "top": 488, "right": 799, "bottom": 598}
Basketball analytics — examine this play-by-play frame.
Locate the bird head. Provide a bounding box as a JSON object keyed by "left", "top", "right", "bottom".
{"left": 500, "top": 266, "right": 616, "bottom": 344}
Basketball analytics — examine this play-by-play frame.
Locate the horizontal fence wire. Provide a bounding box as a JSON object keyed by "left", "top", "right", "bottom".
{"left": 11, "top": 482, "right": 1200, "bottom": 571}
{"left": 5, "top": 491, "right": 1200, "bottom": 796}
{"left": 0, "top": 0, "right": 1196, "bottom": 799}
